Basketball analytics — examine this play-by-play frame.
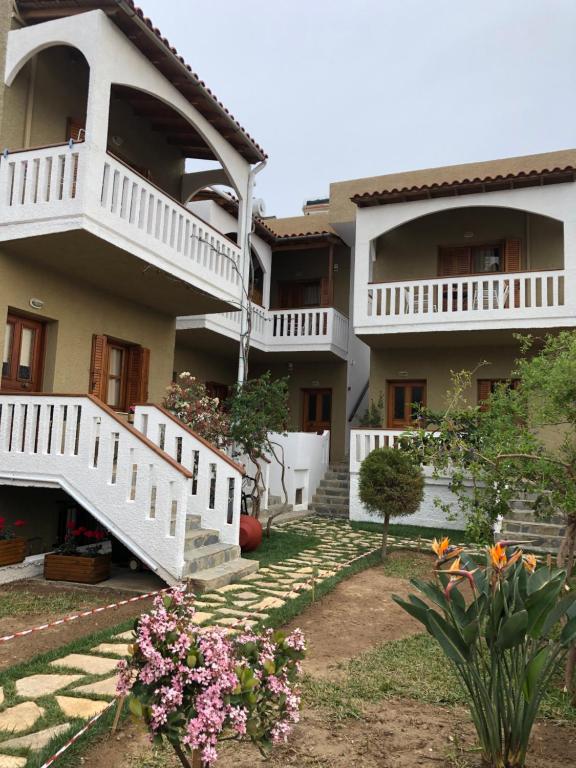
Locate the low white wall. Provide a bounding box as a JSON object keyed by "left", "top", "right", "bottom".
{"left": 349, "top": 470, "right": 467, "bottom": 531}
{"left": 267, "top": 431, "right": 330, "bottom": 510}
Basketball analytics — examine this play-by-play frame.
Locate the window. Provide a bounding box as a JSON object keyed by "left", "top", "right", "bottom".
{"left": 2, "top": 313, "right": 45, "bottom": 392}
{"left": 89, "top": 335, "right": 150, "bottom": 411}
{"left": 477, "top": 379, "right": 520, "bottom": 410}
{"left": 387, "top": 381, "right": 426, "bottom": 428}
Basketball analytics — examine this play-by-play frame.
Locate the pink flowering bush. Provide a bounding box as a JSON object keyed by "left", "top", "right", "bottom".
{"left": 117, "top": 588, "right": 305, "bottom": 767}
{"left": 163, "top": 373, "right": 230, "bottom": 448}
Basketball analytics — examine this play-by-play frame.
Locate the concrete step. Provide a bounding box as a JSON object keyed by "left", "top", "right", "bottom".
{"left": 188, "top": 557, "right": 259, "bottom": 593}
{"left": 185, "top": 528, "right": 220, "bottom": 548}
{"left": 184, "top": 543, "right": 241, "bottom": 574}
{"left": 505, "top": 509, "right": 565, "bottom": 526}
{"left": 319, "top": 478, "right": 349, "bottom": 489}
{"left": 323, "top": 471, "right": 349, "bottom": 481}
{"left": 185, "top": 514, "right": 203, "bottom": 531}
{"left": 497, "top": 530, "right": 563, "bottom": 553}
{"left": 329, "top": 464, "right": 349, "bottom": 473}
{"left": 312, "top": 493, "right": 350, "bottom": 506}
{"left": 308, "top": 502, "right": 349, "bottom": 518}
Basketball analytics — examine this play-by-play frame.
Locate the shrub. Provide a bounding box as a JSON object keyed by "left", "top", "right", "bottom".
{"left": 117, "top": 588, "right": 305, "bottom": 767}
{"left": 394, "top": 539, "right": 576, "bottom": 768}
{"left": 163, "top": 372, "right": 230, "bottom": 448}
{"left": 358, "top": 447, "right": 424, "bottom": 560}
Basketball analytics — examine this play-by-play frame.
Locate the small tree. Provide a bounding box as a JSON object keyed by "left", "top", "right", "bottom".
{"left": 359, "top": 391, "right": 385, "bottom": 427}
{"left": 163, "top": 373, "right": 230, "bottom": 448}
{"left": 228, "top": 372, "right": 290, "bottom": 521}
{"left": 358, "top": 447, "right": 424, "bottom": 560}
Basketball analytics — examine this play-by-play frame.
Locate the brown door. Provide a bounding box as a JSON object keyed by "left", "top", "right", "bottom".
{"left": 387, "top": 381, "right": 426, "bottom": 428}
{"left": 302, "top": 388, "right": 332, "bottom": 433}
{"left": 2, "top": 313, "right": 45, "bottom": 392}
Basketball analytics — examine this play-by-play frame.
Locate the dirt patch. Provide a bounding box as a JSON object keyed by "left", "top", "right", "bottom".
{"left": 0, "top": 580, "right": 155, "bottom": 669}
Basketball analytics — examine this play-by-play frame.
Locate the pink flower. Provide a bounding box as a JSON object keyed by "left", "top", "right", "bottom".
{"left": 14, "top": 520, "right": 26, "bottom": 527}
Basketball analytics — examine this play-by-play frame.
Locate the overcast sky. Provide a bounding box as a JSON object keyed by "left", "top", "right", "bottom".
{"left": 139, "top": 0, "right": 576, "bottom": 217}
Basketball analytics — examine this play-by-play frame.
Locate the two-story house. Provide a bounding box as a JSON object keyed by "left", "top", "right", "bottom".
{"left": 333, "top": 150, "right": 576, "bottom": 527}
{"left": 0, "top": 0, "right": 271, "bottom": 586}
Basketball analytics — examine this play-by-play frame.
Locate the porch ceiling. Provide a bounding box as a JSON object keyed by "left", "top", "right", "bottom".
{"left": 358, "top": 328, "right": 536, "bottom": 349}
{"left": 3, "top": 231, "right": 234, "bottom": 316}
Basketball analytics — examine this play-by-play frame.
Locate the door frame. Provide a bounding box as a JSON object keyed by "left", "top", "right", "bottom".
{"left": 386, "top": 380, "right": 427, "bottom": 429}
{"left": 301, "top": 387, "right": 332, "bottom": 433}
{"left": 2, "top": 310, "right": 46, "bottom": 392}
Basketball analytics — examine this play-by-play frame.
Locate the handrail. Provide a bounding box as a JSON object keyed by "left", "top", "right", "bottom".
{"left": 348, "top": 380, "right": 369, "bottom": 423}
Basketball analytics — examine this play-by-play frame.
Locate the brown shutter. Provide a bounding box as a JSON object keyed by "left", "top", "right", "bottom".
{"left": 66, "top": 118, "right": 85, "bottom": 142}
{"left": 89, "top": 334, "right": 108, "bottom": 401}
{"left": 438, "top": 247, "right": 471, "bottom": 276}
{"left": 125, "top": 346, "right": 150, "bottom": 407}
{"left": 320, "top": 277, "right": 330, "bottom": 307}
{"left": 477, "top": 379, "right": 494, "bottom": 412}
{"left": 504, "top": 239, "right": 522, "bottom": 272}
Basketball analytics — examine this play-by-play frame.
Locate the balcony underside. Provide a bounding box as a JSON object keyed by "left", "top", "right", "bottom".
{"left": 357, "top": 326, "right": 576, "bottom": 349}
{"left": 176, "top": 326, "right": 347, "bottom": 362}
{"left": 1, "top": 230, "right": 234, "bottom": 316}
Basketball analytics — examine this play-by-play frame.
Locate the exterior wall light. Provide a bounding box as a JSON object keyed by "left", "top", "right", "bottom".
{"left": 29, "top": 298, "right": 44, "bottom": 310}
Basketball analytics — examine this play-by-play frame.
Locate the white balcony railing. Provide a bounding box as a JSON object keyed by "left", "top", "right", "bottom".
{"left": 178, "top": 305, "right": 349, "bottom": 359}
{"left": 362, "top": 270, "right": 568, "bottom": 331}
{"left": 350, "top": 428, "right": 406, "bottom": 473}
{"left": 0, "top": 143, "right": 242, "bottom": 308}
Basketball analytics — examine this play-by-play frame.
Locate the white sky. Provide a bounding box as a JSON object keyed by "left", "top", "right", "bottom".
{"left": 138, "top": 0, "right": 576, "bottom": 217}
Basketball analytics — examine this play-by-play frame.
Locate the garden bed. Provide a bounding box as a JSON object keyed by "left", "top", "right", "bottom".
{"left": 76, "top": 552, "right": 576, "bottom": 768}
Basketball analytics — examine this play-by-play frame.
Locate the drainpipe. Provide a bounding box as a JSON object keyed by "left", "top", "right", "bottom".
{"left": 237, "top": 158, "right": 267, "bottom": 385}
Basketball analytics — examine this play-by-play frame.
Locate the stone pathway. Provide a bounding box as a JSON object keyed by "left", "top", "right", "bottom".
{"left": 0, "top": 517, "right": 447, "bottom": 767}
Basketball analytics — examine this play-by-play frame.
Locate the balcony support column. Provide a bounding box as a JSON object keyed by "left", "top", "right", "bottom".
{"left": 563, "top": 221, "right": 576, "bottom": 310}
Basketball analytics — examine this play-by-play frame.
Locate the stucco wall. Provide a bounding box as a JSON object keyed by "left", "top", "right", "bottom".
{"left": 373, "top": 208, "right": 564, "bottom": 282}
{"left": 369, "top": 343, "right": 518, "bottom": 418}
{"left": 173, "top": 342, "right": 238, "bottom": 385}
{"left": 0, "top": 252, "right": 175, "bottom": 403}
{"left": 270, "top": 245, "right": 350, "bottom": 316}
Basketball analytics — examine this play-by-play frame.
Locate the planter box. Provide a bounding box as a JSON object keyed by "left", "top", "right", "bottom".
{"left": 44, "top": 553, "right": 111, "bottom": 584}
{"left": 0, "top": 537, "right": 26, "bottom": 566}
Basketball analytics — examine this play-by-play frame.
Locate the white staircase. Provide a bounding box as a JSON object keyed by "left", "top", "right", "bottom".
{"left": 0, "top": 395, "right": 257, "bottom": 587}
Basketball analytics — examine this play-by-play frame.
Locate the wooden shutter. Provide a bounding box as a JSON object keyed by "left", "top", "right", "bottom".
{"left": 125, "top": 346, "right": 150, "bottom": 407}
{"left": 89, "top": 334, "right": 108, "bottom": 401}
{"left": 320, "top": 277, "right": 330, "bottom": 307}
{"left": 438, "top": 247, "right": 471, "bottom": 276}
{"left": 477, "top": 379, "right": 493, "bottom": 411}
{"left": 504, "top": 239, "right": 522, "bottom": 272}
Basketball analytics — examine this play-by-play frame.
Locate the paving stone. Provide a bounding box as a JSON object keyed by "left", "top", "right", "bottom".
{"left": 0, "top": 702, "right": 44, "bottom": 733}
{"left": 73, "top": 677, "right": 118, "bottom": 698}
{"left": 15, "top": 673, "right": 83, "bottom": 699}
{"left": 91, "top": 643, "right": 131, "bottom": 657}
{"left": 234, "top": 591, "right": 260, "bottom": 600}
{"left": 0, "top": 723, "right": 71, "bottom": 751}
{"left": 114, "top": 631, "right": 135, "bottom": 641}
{"left": 0, "top": 689, "right": 3, "bottom": 706}
{"left": 215, "top": 584, "right": 244, "bottom": 593}
{"left": 215, "top": 617, "right": 242, "bottom": 627}
{"left": 56, "top": 696, "right": 110, "bottom": 719}
{"left": 50, "top": 654, "right": 119, "bottom": 675}
{"left": 191, "top": 611, "right": 213, "bottom": 625}
{"left": 0, "top": 755, "right": 27, "bottom": 767}
{"left": 251, "top": 597, "right": 285, "bottom": 611}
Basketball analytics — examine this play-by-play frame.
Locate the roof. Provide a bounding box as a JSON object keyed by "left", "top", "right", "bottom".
{"left": 330, "top": 149, "right": 576, "bottom": 222}
{"left": 264, "top": 213, "right": 337, "bottom": 240}
{"left": 16, "top": 0, "right": 267, "bottom": 163}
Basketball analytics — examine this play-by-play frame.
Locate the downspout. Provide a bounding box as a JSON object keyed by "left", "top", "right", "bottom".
{"left": 237, "top": 158, "right": 267, "bottom": 385}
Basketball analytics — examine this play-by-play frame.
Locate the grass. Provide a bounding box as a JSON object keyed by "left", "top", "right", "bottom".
{"left": 304, "top": 632, "right": 576, "bottom": 724}
{"left": 0, "top": 588, "right": 94, "bottom": 619}
{"left": 242, "top": 527, "right": 322, "bottom": 568}
{"left": 349, "top": 519, "right": 467, "bottom": 542}
{"left": 380, "top": 550, "right": 434, "bottom": 580}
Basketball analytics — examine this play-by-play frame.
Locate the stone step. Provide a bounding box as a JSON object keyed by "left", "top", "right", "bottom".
{"left": 329, "top": 464, "right": 349, "bottom": 472}
{"left": 508, "top": 496, "right": 539, "bottom": 510}
{"left": 323, "top": 471, "right": 349, "bottom": 481}
{"left": 315, "top": 484, "right": 349, "bottom": 497}
{"left": 187, "top": 557, "right": 259, "bottom": 593}
{"left": 308, "top": 502, "right": 349, "bottom": 518}
{"left": 312, "top": 493, "right": 350, "bottom": 506}
{"left": 502, "top": 520, "right": 566, "bottom": 537}
{"left": 497, "top": 530, "right": 563, "bottom": 553}
{"left": 185, "top": 514, "right": 203, "bottom": 531}
{"left": 505, "top": 509, "right": 565, "bottom": 526}
{"left": 185, "top": 528, "right": 220, "bottom": 548}
{"left": 319, "top": 478, "right": 350, "bottom": 489}
{"left": 184, "top": 543, "right": 241, "bottom": 574}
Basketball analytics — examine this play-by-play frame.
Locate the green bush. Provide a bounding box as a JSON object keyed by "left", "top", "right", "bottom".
{"left": 358, "top": 447, "right": 424, "bottom": 560}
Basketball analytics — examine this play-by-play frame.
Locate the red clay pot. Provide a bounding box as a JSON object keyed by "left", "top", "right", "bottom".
{"left": 239, "top": 515, "right": 263, "bottom": 552}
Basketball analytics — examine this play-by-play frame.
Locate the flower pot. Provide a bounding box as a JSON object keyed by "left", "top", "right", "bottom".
{"left": 239, "top": 515, "right": 263, "bottom": 552}
{"left": 44, "top": 553, "right": 112, "bottom": 584}
{"left": 0, "top": 537, "right": 26, "bottom": 566}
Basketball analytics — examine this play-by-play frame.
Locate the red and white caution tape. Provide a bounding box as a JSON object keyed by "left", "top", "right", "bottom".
{"left": 39, "top": 700, "right": 117, "bottom": 768}
{"left": 0, "top": 587, "right": 172, "bottom": 644}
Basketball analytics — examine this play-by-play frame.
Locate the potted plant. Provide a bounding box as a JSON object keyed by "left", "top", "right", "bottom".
{"left": 44, "top": 522, "right": 110, "bottom": 584}
{"left": 0, "top": 517, "right": 27, "bottom": 566}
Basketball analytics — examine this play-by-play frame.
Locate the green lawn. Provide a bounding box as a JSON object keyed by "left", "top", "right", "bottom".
{"left": 0, "top": 589, "right": 93, "bottom": 619}
{"left": 243, "top": 527, "right": 322, "bottom": 567}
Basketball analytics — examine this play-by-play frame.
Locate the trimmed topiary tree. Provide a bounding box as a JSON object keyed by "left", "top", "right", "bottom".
{"left": 358, "top": 447, "right": 424, "bottom": 560}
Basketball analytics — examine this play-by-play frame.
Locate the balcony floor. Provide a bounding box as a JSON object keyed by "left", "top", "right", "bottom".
{"left": 2, "top": 230, "right": 235, "bottom": 316}
{"left": 357, "top": 325, "right": 576, "bottom": 349}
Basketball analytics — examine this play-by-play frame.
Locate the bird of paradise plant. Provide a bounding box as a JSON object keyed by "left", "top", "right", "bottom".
{"left": 393, "top": 538, "right": 576, "bottom": 768}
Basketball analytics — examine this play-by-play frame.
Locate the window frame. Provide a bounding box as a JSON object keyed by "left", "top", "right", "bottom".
{"left": 386, "top": 380, "right": 427, "bottom": 429}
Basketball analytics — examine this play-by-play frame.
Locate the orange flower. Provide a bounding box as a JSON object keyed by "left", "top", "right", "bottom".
{"left": 489, "top": 542, "right": 523, "bottom": 571}
{"left": 523, "top": 553, "right": 537, "bottom": 573}
{"left": 432, "top": 537, "right": 450, "bottom": 559}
